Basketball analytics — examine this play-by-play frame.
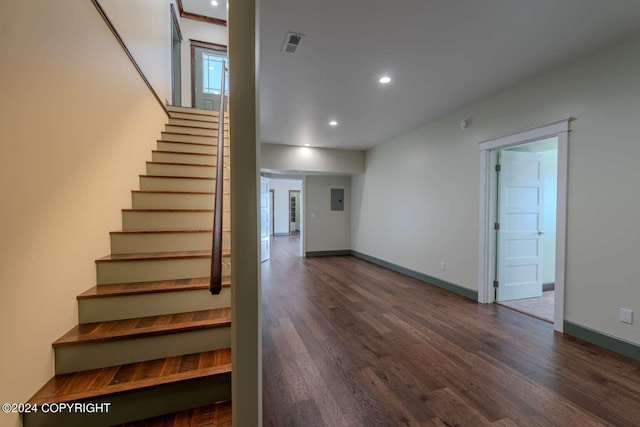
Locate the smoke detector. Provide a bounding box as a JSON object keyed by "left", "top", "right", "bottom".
{"left": 282, "top": 32, "right": 305, "bottom": 54}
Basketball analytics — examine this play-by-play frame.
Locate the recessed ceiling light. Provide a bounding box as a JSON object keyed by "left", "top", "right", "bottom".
{"left": 329, "top": 120, "right": 338, "bottom": 127}
{"left": 304, "top": 144, "right": 310, "bottom": 147}
{"left": 210, "top": 0, "right": 218, "bottom": 6}
{"left": 379, "top": 76, "right": 392, "bottom": 84}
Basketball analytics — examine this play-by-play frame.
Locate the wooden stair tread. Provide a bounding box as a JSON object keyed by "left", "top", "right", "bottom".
{"left": 142, "top": 175, "right": 213, "bottom": 180}
{"left": 157, "top": 139, "right": 228, "bottom": 147}
{"left": 167, "top": 106, "right": 221, "bottom": 116}
{"left": 115, "top": 402, "right": 232, "bottom": 427}
{"left": 28, "top": 349, "right": 231, "bottom": 405}
{"left": 153, "top": 150, "right": 217, "bottom": 157}
{"left": 166, "top": 123, "right": 220, "bottom": 130}
{"left": 110, "top": 228, "right": 230, "bottom": 234}
{"left": 170, "top": 116, "right": 229, "bottom": 124}
{"left": 96, "top": 250, "right": 231, "bottom": 262}
{"left": 147, "top": 161, "right": 215, "bottom": 168}
{"left": 162, "top": 132, "right": 216, "bottom": 138}
{"left": 122, "top": 209, "right": 230, "bottom": 212}
{"left": 78, "top": 276, "right": 232, "bottom": 299}
{"left": 53, "top": 307, "right": 231, "bottom": 347}
{"left": 132, "top": 190, "right": 218, "bottom": 195}
{"left": 141, "top": 175, "right": 229, "bottom": 181}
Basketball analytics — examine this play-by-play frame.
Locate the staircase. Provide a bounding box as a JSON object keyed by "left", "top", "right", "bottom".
{"left": 24, "top": 106, "right": 232, "bottom": 427}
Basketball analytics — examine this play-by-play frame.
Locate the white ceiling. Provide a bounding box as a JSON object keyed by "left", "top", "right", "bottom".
{"left": 181, "top": 0, "right": 227, "bottom": 21}
{"left": 259, "top": 0, "right": 640, "bottom": 150}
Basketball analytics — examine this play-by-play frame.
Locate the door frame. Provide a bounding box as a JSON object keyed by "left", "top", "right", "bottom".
{"left": 170, "top": 4, "right": 182, "bottom": 106}
{"left": 477, "top": 118, "right": 570, "bottom": 332}
{"left": 270, "top": 189, "right": 275, "bottom": 236}
{"left": 288, "top": 190, "right": 301, "bottom": 235}
{"left": 190, "top": 39, "right": 227, "bottom": 108}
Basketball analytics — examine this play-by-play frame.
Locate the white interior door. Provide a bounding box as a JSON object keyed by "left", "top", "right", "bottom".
{"left": 260, "top": 178, "right": 270, "bottom": 262}
{"left": 497, "top": 150, "right": 545, "bottom": 302}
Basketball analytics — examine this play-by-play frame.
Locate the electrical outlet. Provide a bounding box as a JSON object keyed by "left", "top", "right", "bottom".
{"left": 620, "top": 308, "right": 633, "bottom": 325}
{"left": 440, "top": 262, "right": 446, "bottom": 271}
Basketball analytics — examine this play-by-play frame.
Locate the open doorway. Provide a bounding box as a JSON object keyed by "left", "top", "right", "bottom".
{"left": 478, "top": 119, "right": 569, "bottom": 332}
{"left": 289, "top": 190, "right": 301, "bottom": 236}
{"left": 267, "top": 177, "right": 304, "bottom": 257}
{"left": 494, "top": 138, "right": 558, "bottom": 322}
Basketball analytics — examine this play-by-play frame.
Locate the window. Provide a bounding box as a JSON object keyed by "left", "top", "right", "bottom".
{"left": 203, "top": 53, "right": 229, "bottom": 94}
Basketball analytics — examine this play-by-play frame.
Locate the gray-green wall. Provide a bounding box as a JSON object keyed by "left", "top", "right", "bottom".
{"left": 352, "top": 35, "right": 640, "bottom": 346}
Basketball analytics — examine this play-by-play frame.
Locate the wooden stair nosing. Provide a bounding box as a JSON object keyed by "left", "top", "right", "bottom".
{"left": 132, "top": 190, "right": 216, "bottom": 195}
{"left": 122, "top": 209, "right": 230, "bottom": 213}
{"left": 53, "top": 307, "right": 231, "bottom": 347}
{"left": 147, "top": 161, "right": 215, "bottom": 168}
{"left": 169, "top": 116, "right": 230, "bottom": 124}
{"left": 161, "top": 131, "right": 217, "bottom": 139}
{"left": 153, "top": 150, "right": 216, "bottom": 157}
{"left": 95, "top": 250, "right": 231, "bottom": 263}
{"left": 111, "top": 228, "right": 230, "bottom": 235}
{"left": 111, "top": 229, "right": 212, "bottom": 235}
{"left": 78, "top": 276, "right": 232, "bottom": 299}
{"left": 156, "top": 139, "right": 228, "bottom": 147}
{"left": 141, "top": 175, "right": 230, "bottom": 181}
{"left": 167, "top": 106, "right": 220, "bottom": 116}
{"left": 28, "top": 349, "right": 232, "bottom": 405}
{"left": 165, "top": 123, "right": 221, "bottom": 131}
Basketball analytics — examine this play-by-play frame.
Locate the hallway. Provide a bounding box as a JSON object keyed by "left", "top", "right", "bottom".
{"left": 262, "top": 237, "right": 640, "bottom": 426}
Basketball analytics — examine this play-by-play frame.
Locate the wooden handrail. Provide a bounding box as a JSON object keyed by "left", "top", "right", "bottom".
{"left": 210, "top": 62, "right": 227, "bottom": 295}
{"left": 90, "top": 0, "right": 170, "bottom": 118}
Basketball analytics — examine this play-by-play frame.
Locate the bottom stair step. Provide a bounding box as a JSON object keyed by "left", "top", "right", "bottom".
{"left": 24, "top": 349, "right": 231, "bottom": 427}
{"left": 115, "top": 402, "right": 232, "bottom": 427}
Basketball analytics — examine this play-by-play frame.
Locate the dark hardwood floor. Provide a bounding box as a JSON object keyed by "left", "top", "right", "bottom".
{"left": 262, "top": 236, "right": 640, "bottom": 426}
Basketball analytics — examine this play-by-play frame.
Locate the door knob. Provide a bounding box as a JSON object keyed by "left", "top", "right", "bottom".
{"left": 538, "top": 230, "right": 545, "bottom": 236}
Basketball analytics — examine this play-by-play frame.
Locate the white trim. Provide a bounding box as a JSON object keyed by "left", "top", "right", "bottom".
{"left": 478, "top": 118, "right": 571, "bottom": 151}
{"left": 477, "top": 119, "right": 570, "bottom": 332}
{"left": 554, "top": 131, "right": 568, "bottom": 332}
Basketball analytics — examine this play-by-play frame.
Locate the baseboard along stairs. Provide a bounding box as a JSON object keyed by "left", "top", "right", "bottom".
{"left": 24, "top": 106, "right": 233, "bottom": 427}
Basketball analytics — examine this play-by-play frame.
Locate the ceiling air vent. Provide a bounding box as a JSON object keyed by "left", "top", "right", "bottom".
{"left": 282, "top": 32, "right": 305, "bottom": 54}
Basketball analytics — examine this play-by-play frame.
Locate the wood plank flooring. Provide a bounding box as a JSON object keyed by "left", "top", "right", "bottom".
{"left": 262, "top": 236, "right": 640, "bottom": 426}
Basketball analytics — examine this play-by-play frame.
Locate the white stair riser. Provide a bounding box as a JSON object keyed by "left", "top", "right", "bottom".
{"left": 140, "top": 176, "right": 219, "bottom": 192}
{"left": 147, "top": 163, "right": 230, "bottom": 178}
{"left": 140, "top": 176, "right": 230, "bottom": 192}
{"left": 152, "top": 151, "right": 228, "bottom": 165}
{"left": 165, "top": 125, "right": 218, "bottom": 137}
{"left": 161, "top": 132, "right": 218, "bottom": 144}
{"left": 122, "top": 210, "right": 230, "bottom": 230}
{"left": 111, "top": 230, "right": 230, "bottom": 254}
{"left": 167, "top": 105, "right": 218, "bottom": 116}
{"left": 78, "top": 287, "right": 231, "bottom": 323}
{"left": 168, "top": 117, "right": 227, "bottom": 128}
{"left": 157, "top": 141, "right": 217, "bottom": 155}
{"left": 54, "top": 326, "right": 230, "bottom": 374}
{"left": 96, "top": 257, "right": 230, "bottom": 285}
{"left": 132, "top": 192, "right": 229, "bottom": 209}
{"left": 23, "top": 376, "right": 231, "bottom": 427}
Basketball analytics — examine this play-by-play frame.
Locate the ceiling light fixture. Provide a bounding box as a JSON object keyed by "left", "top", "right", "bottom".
{"left": 210, "top": 0, "right": 218, "bottom": 6}
{"left": 379, "top": 76, "right": 392, "bottom": 84}
{"left": 329, "top": 120, "right": 338, "bottom": 127}
{"left": 304, "top": 144, "right": 310, "bottom": 147}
